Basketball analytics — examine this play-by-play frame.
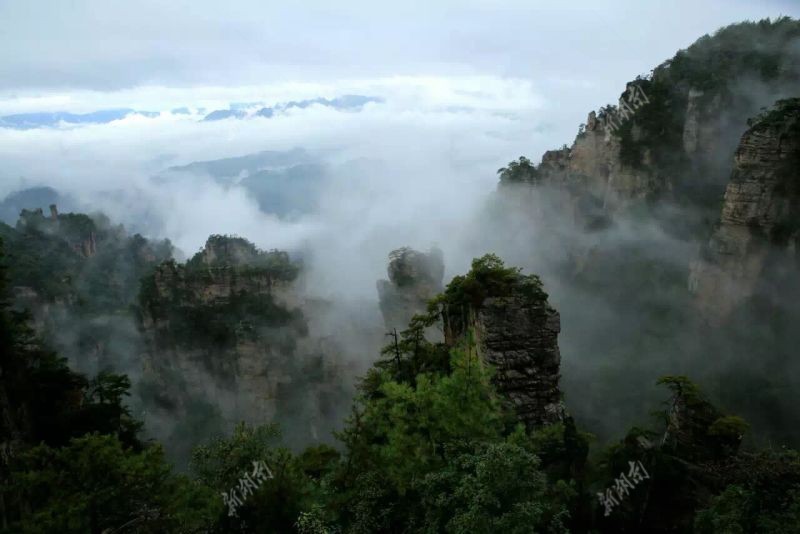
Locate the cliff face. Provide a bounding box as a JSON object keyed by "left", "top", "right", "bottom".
{"left": 138, "top": 236, "right": 355, "bottom": 449}
{"left": 525, "top": 20, "right": 800, "bottom": 220}
{"left": 528, "top": 88, "right": 667, "bottom": 218}
{"left": 689, "top": 98, "right": 800, "bottom": 322}
{"left": 469, "top": 292, "right": 565, "bottom": 428}
{"left": 15, "top": 206, "right": 98, "bottom": 258}
{"left": 377, "top": 246, "right": 444, "bottom": 332}
{"left": 1, "top": 207, "right": 173, "bottom": 375}
{"left": 543, "top": 103, "right": 659, "bottom": 209}
{"left": 440, "top": 257, "right": 566, "bottom": 429}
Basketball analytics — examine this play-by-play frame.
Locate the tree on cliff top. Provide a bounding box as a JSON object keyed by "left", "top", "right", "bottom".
{"left": 497, "top": 156, "right": 539, "bottom": 185}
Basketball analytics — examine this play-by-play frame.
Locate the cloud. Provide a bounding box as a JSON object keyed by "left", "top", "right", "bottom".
{"left": 3, "top": 3, "right": 800, "bottom": 448}
{"left": 1, "top": 1, "right": 797, "bottom": 92}
{"left": 0, "top": 76, "right": 554, "bottom": 298}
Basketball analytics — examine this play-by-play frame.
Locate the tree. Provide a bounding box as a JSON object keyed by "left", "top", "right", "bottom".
{"left": 191, "top": 422, "right": 319, "bottom": 532}
{"left": 7, "top": 433, "right": 218, "bottom": 534}
{"left": 332, "top": 345, "right": 506, "bottom": 531}
{"left": 497, "top": 156, "right": 539, "bottom": 185}
{"left": 419, "top": 439, "right": 570, "bottom": 533}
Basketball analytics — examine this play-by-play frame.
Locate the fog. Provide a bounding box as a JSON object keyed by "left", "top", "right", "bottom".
{"left": 1, "top": 66, "right": 798, "bottom": 449}
{"left": 0, "top": 77, "right": 549, "bottom": 298}
{"left": 3, "top": 2, "right": 800, "bottom": 458}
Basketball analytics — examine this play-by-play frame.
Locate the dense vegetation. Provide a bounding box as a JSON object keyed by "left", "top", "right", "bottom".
{"left": 0, "top": 207, "right": 173, "bottom": 384}
{"left": 612, "top": 17, "right": 800, "bottom": 209}
{"left": 0, "top": 237, "right": 220, "bottom": 532}
{"left": 496, "top": 156, "right": 539, "bottom": 185}
{"left": 487, "top": 20, "right": 800, "bottom": 454}
{"left": 3, "top": 249, "right": 799, "bottom": 532}
{"left": 2, "top": 17, "right": 800, "bottom": 534}
{"left": 0, "top": 208, "right": 173, "bottom": 309}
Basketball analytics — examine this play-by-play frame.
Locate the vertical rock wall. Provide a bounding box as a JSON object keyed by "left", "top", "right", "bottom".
{"left": 470, "top": 292, "right": 566, "bottom": 428}
{"left": 689, "top": 98, "right": 800, "bottom": 322}
{"left": 376, "top": 246, "right": 444, "bottom": 332}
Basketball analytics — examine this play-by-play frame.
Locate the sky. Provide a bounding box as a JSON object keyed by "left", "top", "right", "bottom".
{"left": 0, "top": 0, "right": 799, "bottom": 298}
{"left": 2, "top": 0, "right": 798, "bottom": 92}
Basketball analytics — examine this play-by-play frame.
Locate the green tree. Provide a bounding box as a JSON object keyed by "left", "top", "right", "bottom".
{"left": 418, "top": 440, "right": 570, "bottom": 533}
{"left": 7, "top": 433, "right": 218, "bottom": 534}
{"left": 191, "top": 422, "right": 319, "bottom": 533}
{"left": 497, "top": 156, "right": 539, "bottom": 185}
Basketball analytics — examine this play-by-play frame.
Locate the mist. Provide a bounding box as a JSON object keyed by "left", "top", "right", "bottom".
{"left": 3, "top": 3, "right": 800, "bottom": 463}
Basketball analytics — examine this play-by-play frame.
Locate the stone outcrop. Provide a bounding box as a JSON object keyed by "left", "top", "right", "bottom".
{"left": 139, "top": 236, "right": 355, "bottom": 447}
{"left": 377, "top": 246, "right": 444, "bottom": 331}
{"left": 441, "top": 263, "right": 566, "bottom": 429}
{"left": 16, "top": 205, "right": 97, "bottom": 257}
{"left": 683, "top": 88, "right": 723, "bottom": 157}
{"left": 689, "top": 98, "right": 800, "bottom": 322}
{"left": 530, "top": 84, "right": 660, "bottom": 212}
{"left": 472, "top": 292, "right": 566, "bottom": 428}
{"left": 527, "top": 54, "right": 791, "bottom": 216}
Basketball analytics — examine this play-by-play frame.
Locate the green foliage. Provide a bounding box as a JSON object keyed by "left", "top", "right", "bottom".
{"left": 191, "top": 422, "right": 320, "bottom": 532}
{"left": 295, "top": 505, "right": 340, "bottom": 534}
{"left": 376, "top": 312, "right": 451, "bottom": 386}
{"left": 331, "top": 344, "right": 512, "bottom": 531}
{"left": 656, "top": 375, "right": 704, "bottom": 407}
{"left": 611, "top": 16, "right": 800, "bottom": 189}
{"left": 0, "top": 238, "right": 143, "bottom": 450}
{"left": 695, "top": 484, "right": 800, "bottom": 534}
{"left": 139, "top": 237, "right": 305, "bottom": 356}
{"left": 748, "top": 97, "right": 800, "bottom": 129}
{"left": 708, "top": 415, "right": 749, "bottom": 440}
{"left": 528, "top": 418, "right": 591, "bottom": 483}
{"left": 5, "top": 208, "right": 172, "bottom": 309}
{"left": 147, "top": 288, "right": 306, "bottom": 352}
{"left": 346, "top": 347, "right": 503, "bottom": 492}
{"left": 665, "top": 18, "right": 800, "bottom": 94}
{"left": 431, "top": 254, "right": 547, "bottom": 334}
{"left": 186, "top": 234, "right": 300, "bottom": 282}
{"left": 7, "top": 434, "right": 219, "bottom": 533}
{"left": 418, "top": 440, "right": 570, "bottom": 533}
{"left": 0, "top": 237, "right": 218, "bottom": 531}
{"left": 497, "top": 156, "right": 539, "bottom": 185}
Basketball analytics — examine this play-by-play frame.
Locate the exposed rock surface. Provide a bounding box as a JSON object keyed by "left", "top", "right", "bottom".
{"left": 530, "top": 84, "right": 660, "bottom": 212}
{"left": 1, "top": 207, "right": 173, "bottom": 376}
{"left": 473, "top": 293, "right": 566, "bottom": 428}
{"left": 139, "top": 236, "right": 356, "bottom": 448}
{"left": 683, "top": 88, "right": 723, "bottom": 158}
{"left": 377, "top": 246, "right": 444, "bottom": 331}
{"left": 441, "top": 264, "right": 566, "bottom": 429}
{"left": 689, "top": 98, "right": 800, "bottom": 322}
{"left": 525, "top": 30, "right": 798, "bottom": 216}
{"left": 16, "top": 206, "right": 98, "bottom": 258}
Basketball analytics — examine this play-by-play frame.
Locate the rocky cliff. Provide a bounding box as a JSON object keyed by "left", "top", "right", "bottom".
{"left": 0, "top": 207, "right": 173, "bottom": 375}
{"left": 522, "top": 19, "right": 800, "bottom": 223}
{"left": 439, "top": 255, "right": 566, "bottom": 429}
{"left": 376, "top": 246, "right": 444, "bottom": 331}
{"left": 689, "top": 98, "right": 800, "bottom": 322}
{"left": 138, "top": 235, "right": 357, "bottom": 453}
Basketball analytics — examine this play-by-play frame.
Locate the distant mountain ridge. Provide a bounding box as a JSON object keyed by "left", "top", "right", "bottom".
{"left": 0, "top": 94, "right": 382, "bottom": 129}
{"left": 0, "top": 108, "right": 159, "bottom": 129}
{"left": 201, "top": 94, "right": 382, "bottom": 121}
{"left": 163, "top": 147, "right": 327, "bottom": 217}
{"left": 164, "top": 147, "right": 314, "bottom": 180}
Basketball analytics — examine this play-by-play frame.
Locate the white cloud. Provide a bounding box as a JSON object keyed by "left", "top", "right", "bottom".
{"left": 0, "top": 75, "right": 556, "bottom": 299}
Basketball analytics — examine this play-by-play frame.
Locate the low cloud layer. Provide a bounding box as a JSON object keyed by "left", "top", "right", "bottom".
{"left": 0, "top": 76, "right": 555, "bottom": 300}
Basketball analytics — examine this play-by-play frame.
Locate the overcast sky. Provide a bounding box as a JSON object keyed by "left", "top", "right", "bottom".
{"left": 1, "top": 0, "right": 798, "bottom": 92}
